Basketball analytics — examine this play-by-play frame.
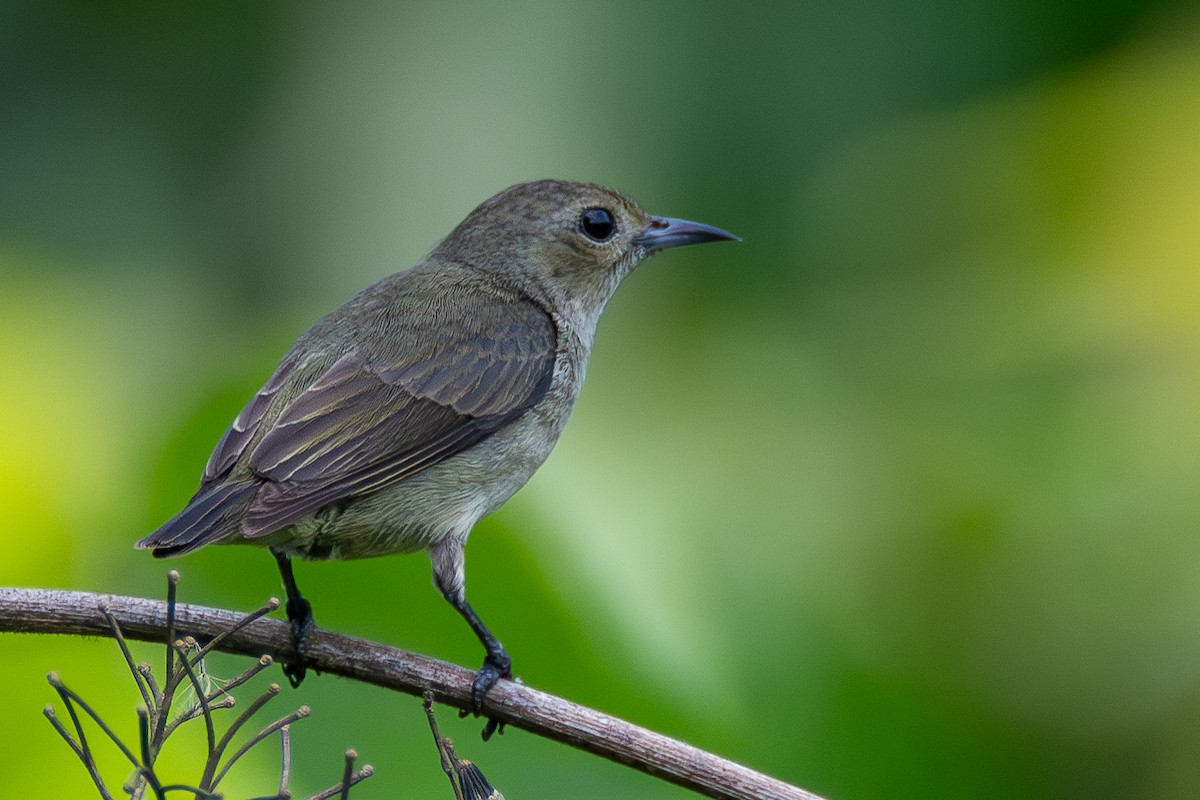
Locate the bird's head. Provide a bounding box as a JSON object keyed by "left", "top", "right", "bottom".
{"left": 433, "top": 179, "right": 738, "bottom": 322}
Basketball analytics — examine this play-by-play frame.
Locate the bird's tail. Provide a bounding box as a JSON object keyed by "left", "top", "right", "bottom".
{"left": 136, "top": 481, "right": 259, "bottom": 557}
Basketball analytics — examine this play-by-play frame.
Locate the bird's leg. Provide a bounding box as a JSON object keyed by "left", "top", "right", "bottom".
{"left": 457, "top": 595, "right": 513, "bottom": 702}
{"left": 272, "top": 548, "right": 317, "bottom": 687}
{"left": 431, "top": 539, "right": 510, "bottom": 740}
{"left": 446, "top": 593, "right": 511, "bottom": 740}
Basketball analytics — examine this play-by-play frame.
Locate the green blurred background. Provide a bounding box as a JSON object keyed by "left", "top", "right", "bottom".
{"left": 4, "top": 2, "right": 1200, "bottom": 797}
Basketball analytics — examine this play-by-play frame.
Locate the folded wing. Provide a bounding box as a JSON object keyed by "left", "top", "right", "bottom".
{"left": 139, "top": 288, "right": 556, "bottom": 552}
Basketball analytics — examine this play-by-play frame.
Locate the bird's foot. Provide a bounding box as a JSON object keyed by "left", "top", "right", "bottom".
{"left": 459, "top": 651, "right": 512, "bottom": 740}
{"left": 282, "top": 596, "right": 318, "bottom": 688}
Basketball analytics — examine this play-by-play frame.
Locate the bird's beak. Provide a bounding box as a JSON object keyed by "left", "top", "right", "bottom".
{"left": 635, "top": 215, "right": 740, "bottom": 252}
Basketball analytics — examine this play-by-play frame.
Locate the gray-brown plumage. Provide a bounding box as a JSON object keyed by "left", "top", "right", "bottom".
{"left": 138, "top": 179, "right": 737, "bottom": 733}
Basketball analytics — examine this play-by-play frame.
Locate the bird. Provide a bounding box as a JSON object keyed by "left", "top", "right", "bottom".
{"left": 138, "top": 179, "right": 738, "bottom": 735}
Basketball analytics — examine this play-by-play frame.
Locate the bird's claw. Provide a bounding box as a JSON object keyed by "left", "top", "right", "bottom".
{"left": 282, "top": 660, "right": 308, "bottom": 688}
{"left": 459, "top": 653, "right": 512, "bottom": 740}
{"left": 282, "top": 597, "right": 317, "bottom": 688}
{"left": 472, "top": 655, "right": 510, "bottom": 712}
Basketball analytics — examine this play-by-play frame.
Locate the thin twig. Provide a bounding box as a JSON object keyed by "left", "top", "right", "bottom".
{"left": 171, "top": 639, "right": 219, "bottom": 761}
{"left": 206, "top": 654, "right": 276, "bottom": 703}
{"left": 2, "top": 587, "right": 823, "bottom": 800}
{"left": 163, "top": 694, "right": 236, "bottom": 741}
{"left": 211, "top": 706, "right": 310, "bottom": 789}
{"left": 279, "top": 724, "right": 293, "bottom": 795}
{"left": 151, "top": 573, "right": 182, "bottom": 757}
{"left": 44, "top": 705, "right": 116, "bottom": 800}
{"left": 100, "top": 602, "right": 155, "bottom": 712}
{"left": 136, "top": 706, "right": 155, "bottom": 796}
{"left": 189, "top": 597, "right": 280, "bottom": 667}
{"left": 202, "top": 682, "right": 282, "bottom": 788}
{"left": 308, "top": 763, "right": 374, "bottom": 800}
{"left": 425, "top": 693, "right": 466, "bottom": 800}
{"left": 49, "top": 673, "right": 144, "bottom": 771}
{"left": 140, "top": 663, "right": 162, "bottom": 703}
{"left": 164, "top": 572, "right": 179, "bottom": 688}
{"left": 339, "top": 750, "right": 356, "bottom": 800}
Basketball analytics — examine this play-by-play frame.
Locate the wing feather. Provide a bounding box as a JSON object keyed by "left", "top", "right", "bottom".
{"left": 237, "top": 290, "right": 557, "bottom": 536}
{"left": 201, "top": 352, "right": 301, "bottom": 483}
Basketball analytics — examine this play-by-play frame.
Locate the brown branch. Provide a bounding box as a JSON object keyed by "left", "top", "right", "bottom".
{"left": 0, "top": 587, "right": 823, "bottom": 800}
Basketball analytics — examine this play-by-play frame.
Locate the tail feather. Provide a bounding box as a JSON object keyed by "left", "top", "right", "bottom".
{"left": 137, "top": 481, "right": 260, "bottom": 557}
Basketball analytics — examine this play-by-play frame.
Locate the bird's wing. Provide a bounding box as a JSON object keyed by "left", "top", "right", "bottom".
{"left": 212, "top": 292, "right": 556, "bottom": 538}
{"left": 200, "top": 350, "right": 304, "bottom": 486}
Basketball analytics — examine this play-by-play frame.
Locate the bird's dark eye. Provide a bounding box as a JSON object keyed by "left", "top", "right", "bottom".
{"left": 579, "top": 207, "right": 616, "bottom": 242}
